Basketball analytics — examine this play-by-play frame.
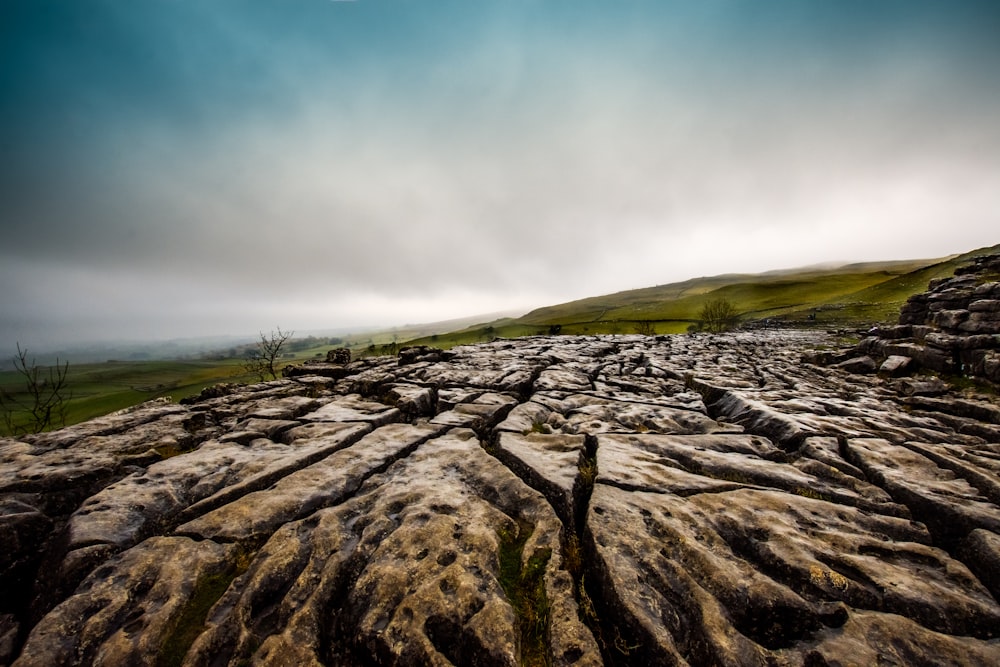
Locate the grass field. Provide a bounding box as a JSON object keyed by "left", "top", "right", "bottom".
{"left": 0, "top": 344, "right": 332, "bottom": 437}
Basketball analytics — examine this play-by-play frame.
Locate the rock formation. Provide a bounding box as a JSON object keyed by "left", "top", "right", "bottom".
{"left": 2, "top": 266, "right": 1000, "bottom": 665}
{"left": 828, "top": 253, "right": 1000, "bottom": 386}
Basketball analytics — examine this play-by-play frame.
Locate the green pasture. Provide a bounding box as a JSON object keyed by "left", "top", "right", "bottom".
{"left": 0, "top": 344, "right": 333, "bottom": 437}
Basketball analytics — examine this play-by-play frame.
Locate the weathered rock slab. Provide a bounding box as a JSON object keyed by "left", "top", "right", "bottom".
{"left": 5, "top": 325, "right": 1000, "bottom": 666}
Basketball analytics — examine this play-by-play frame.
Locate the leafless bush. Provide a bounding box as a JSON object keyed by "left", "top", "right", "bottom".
{"left": 241, "top": 327, "right": 294, "bottom": 381}
{"left": 699, "top": 298, "right": 739, "bottom": 333}
{"left": 1, "top": 343, "right": 71, "bottom": 435}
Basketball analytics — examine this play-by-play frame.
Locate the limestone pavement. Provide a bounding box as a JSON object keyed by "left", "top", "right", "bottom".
{"left": 2, "top": 328, "right": 1000, "bottom": 666}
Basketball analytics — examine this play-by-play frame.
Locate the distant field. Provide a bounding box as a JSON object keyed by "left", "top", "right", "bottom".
{"left": 0, "top": 344, "right": 332, "bottom": 437}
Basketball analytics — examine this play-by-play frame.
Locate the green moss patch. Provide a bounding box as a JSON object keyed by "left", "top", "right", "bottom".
{"left": 157, "top": 550, "right": 253, "bottom": 667}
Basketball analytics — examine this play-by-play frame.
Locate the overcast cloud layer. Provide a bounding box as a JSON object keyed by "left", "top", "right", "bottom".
{"left": 2, "top": 0, "right": 999, "bottom": 348}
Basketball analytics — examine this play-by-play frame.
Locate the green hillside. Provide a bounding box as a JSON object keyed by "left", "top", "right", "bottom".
{"left": 783, "top": 245, "right": 1000, "bottom": 323}
{"left": 403, "top": 245, "right": 1000, "bottom": 348}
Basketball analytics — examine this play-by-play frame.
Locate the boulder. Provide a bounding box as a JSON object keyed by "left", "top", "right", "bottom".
{"left": 327, "top": 347, "right": 353, "bottom": 364}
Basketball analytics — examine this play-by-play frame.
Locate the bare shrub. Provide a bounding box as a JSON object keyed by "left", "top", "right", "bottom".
{"left": 1, "top": 343, "right": 71, "bottom": 435}
{"left": 699, "top": 298, "right": 739, "bottom": 333}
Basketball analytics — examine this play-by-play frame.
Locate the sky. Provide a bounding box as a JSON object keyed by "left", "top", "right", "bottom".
{"left": 2, "top": 0, "right": 999, "bottom": 349}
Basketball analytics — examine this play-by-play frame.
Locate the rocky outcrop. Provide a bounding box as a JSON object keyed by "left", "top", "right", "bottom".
{"left": 841, "top": 253, "right": 1000, "bottom": 386}
{"left": 2, "top": 329, "right": 1000, "bottom": 666}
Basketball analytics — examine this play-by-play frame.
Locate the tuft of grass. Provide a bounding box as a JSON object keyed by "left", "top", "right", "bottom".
{"left": 578, "top": 456, "right": 598, "bottom": 488}
{"left": 497, "top": 520, "right": 552, "bottom": 667}
{"left": 933, "top": 372, "right": 999, "bottom": 397}
{"left": 975, "top": 271, "right": 1000, "bottom": 285}
{"left": 792, "top": 487, "right": 834, "bottom": 503}
{"left": 522, "top": 420, "right": 552, "bottom": 436}
{"left": 153, "top": 442, "right": 191, "bottom": 459}
{"left": 562, "top": 534, "right": 583, "bottom": 579}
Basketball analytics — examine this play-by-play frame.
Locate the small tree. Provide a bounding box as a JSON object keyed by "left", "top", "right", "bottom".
{"left": 634, "top": 320, "right": 655, "bottom": 336}
{"left": 242, "top": 327, "right": 294, "bottom": 381}
{"left": 699, "top": 298, "right": 739, "bottom": 333}
{"left": 1, "top": 343, "right": 71, "bottom": 435}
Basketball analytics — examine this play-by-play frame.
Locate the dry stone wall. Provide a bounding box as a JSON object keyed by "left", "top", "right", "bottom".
{"left": 2, "top": 326, "right": 1000, "bottom": 666}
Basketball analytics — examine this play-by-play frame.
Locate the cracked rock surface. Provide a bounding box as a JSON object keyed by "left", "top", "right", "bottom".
{"left": 2, "top": 330, "right": 1000, "bottom": 666}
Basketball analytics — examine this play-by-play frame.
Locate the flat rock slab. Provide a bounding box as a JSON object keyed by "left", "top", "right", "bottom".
{"left": 494, "top": 400, "right": 556, "bottom": 434}
{"left": 846, "top": 437, "right": 1000, "bottom": 544}
{"left": 175, "top": 421, "right": 449, "bottom": 544}
{"left": 597, "top": 433, "right": 905, "bottom": 516}
{"left": 301, "top": 394, "right": 403, "bottom": 426}
{"left": 494, "top": 431, "right": 588, "bottom": 524}
{"left": 533, "top": 368, "right": 594, "bottom": 393}
{"left": 66, "top": 422, "right": 371, "bottom": 554}
{"left": 586, "top": 484, "right": 1000, "bottom": 665}
{"left": 548, "top": 393, "right": 728, "bottom": 436}
{"left": 14, "top": 536, "right": 235, "bottom": 667}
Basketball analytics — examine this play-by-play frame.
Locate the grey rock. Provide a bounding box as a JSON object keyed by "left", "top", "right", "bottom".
{"left": 301, "top": 394, "right": 403, "bottom": 426}
{"left": 184, "top": 429, "right": 600, "bottom": 667}
{"left": 845, "top": 438, "right": 1000, "bottom": 545}
{"left": 282, "top": 361, "right": 353, "bottom": 379}
{"left": 690, "top": 379, "right": 815, "bottom": 448}
{"left": 973, "top": 282, "right": 1000, "bottom": 299}
{"left": 6, "top": 325, "right": 1000, "bottom": 666}
{"left": 494, "top": 431, "right": 588, "bottom": 524}
{"left": 327, "top": 347, "right": 353, "bottom": 364}
{"left": 894, "top": 376, "right": 951, "bottom": 397}
{"left": 958, "top": 529, "right": 1000, "bottom": 601}
{"left": 879, "top": 354, "right": 913, "bottom": 377}
{"left": 934, "top": 309, "right": 971, "bottom": 330}
{"left": 0, "top": 614, "right": 19, "bottom": 666}
{"left": 175, "top": 421, "right": 450, "bottom": 544}
{"left": 969, "top": 299, "right": 1000, "bottom": 313}
{"left": 14, "top": 536, "right": 236, "bottom": 667}
{"left": 840, "top": 256, "right": 1000, "bottom": 386}
{"left": 385, "top": 383, "right": 438, "bottom": 418}
{"left": 831, "top": 355, "right": 878, "bottom": 374}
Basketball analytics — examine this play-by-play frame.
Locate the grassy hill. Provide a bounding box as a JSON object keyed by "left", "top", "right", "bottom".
{"left": 402, "top": 244, "right": 1000, "bottom": 348}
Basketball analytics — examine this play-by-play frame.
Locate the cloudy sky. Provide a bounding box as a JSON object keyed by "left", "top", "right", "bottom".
{"left": 2, "top": 0, "right": 998, "bottom": 349}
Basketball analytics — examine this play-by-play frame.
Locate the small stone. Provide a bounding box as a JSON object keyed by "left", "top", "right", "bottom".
{"left": 831, "top": 355, "right": 877, "bottom": 374}
{"left": 879, "top": 355, "right": 913, "bottom": 377}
